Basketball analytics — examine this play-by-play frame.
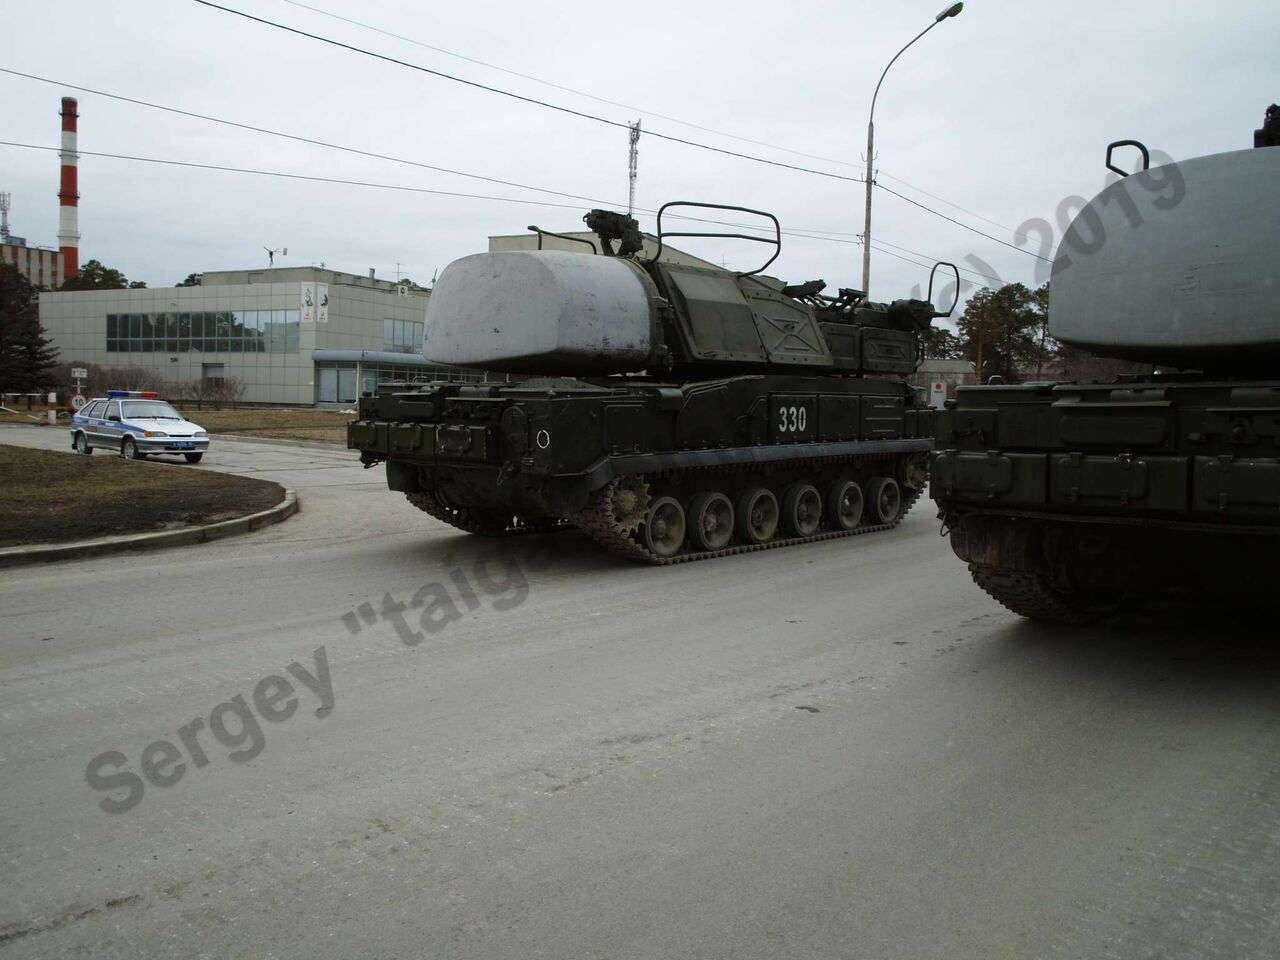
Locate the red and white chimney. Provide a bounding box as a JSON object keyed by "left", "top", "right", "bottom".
{"left": 57, "top": 96, "right": 80, "bottom": 277}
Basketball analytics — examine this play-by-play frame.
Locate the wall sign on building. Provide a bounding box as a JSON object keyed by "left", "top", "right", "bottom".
{"left": 301, "top": 283, "right": 316, "bottom": 323}
{"left": 316, "top": 283, "right": 329, "bottom": 323}
{"left": 930, "top": 380, "right": 947, "bottom": 409}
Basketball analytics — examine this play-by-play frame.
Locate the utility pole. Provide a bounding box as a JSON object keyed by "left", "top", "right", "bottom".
{"left": 627, "top": 120, "right": 642, "bottom": 216}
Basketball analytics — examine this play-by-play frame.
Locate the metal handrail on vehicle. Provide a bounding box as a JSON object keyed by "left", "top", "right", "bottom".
{"left": 653, "top": 201, "right": 782, "bottom": 277}
{"left": 526, "top": 225, "right": 598, "bottom": 254}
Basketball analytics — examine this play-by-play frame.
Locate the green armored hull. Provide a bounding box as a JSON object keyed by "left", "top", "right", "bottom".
{"left": 351, "top": 205, "right": 954, "bottom": 563}
{"left": 933, "top": 377, "right": 1280, "bottom": 620}
{"left": 931, "top": 108, "right": 1280, "bottom": 620}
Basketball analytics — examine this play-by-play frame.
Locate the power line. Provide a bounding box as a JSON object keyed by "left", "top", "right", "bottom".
{"left": 275, "top": 0, "right": 868, "bottom": 173}
{"left": 0, "top": 141, "right": 592, "bottom": 211}
{"left": 0, "top": 139, "right": 813, "bottom": 241}
{"left": 0, "top": 66, "right": 623, "bottom": 210}
{"left": 875, "top": 182, "right": 1051, "bottom": 262}
{"left": 0, "top": 65, "right": 1039, "bottom": 276}
{"left": 190, "top": 0, "right": 866, "bottom": 185}
{"left": 876, "top": 170, "right": 1026, "bottom": 237}
{"left": 0, "top": 139, "right": 1016, "bottom": 289}
{"left": 194, "top": 2, "right": 1051, "bottom": 264}
{"left": 273, "top": 0, "right": 1036, "bottom": 250}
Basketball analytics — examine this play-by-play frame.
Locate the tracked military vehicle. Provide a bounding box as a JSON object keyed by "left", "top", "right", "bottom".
{"left": 350, "top": 204, "right": 957, "bottom": 563}
{"left": 932, "top": 107, "right": 1280, "bottom": 621}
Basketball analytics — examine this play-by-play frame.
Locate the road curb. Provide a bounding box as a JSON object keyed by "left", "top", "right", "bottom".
{"left": 213, "top": 433, "right": 345, "bottom": 452}
{"left": 0, "top": 488, "right": 299, "bottom": 568}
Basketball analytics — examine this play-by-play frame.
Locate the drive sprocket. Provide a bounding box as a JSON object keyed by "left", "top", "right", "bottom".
{"left": 602, "top": 475, "right": 650, "bottom": 534}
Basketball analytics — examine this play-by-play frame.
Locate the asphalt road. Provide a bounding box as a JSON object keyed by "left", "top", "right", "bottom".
{"left": 2, "top": 424, "right": 1278, "bottom": 959}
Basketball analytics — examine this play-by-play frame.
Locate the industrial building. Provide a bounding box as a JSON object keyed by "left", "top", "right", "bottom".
{"left": 0, "top": 239, "right": 65, "bottom": 289}
{"left": 36, "top": 266, "right": 457, "bottom": 407}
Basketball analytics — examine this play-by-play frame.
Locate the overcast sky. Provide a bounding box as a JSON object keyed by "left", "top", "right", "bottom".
{"left": 3, "top": 0, "right": 1276, "bottom": 310}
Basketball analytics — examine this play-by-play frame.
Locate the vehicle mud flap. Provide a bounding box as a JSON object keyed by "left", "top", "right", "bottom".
{"left": 949, "top": 516, "right": 1038, "bottom": 570}
{"left": 386, "top": 459, "right": 422, "bottom": 493}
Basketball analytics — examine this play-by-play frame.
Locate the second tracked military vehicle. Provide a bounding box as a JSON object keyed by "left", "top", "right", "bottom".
{"left": 350, "top": 204, "right": 957, "bottom": 563}
{"left": 932, "top": 107, "right": 1280, "bottom": 620}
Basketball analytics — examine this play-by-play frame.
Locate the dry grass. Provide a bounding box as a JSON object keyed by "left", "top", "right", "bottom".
{"left": 174, "top": 408, "right": 351, "bottom": 444}
{"left": 0, "top": 444, "right": 285, "bottom": 547}
{"left": 0, "top": 406, "right": 54, "bottom": 425}
{"left": 1, "top": 406, "right": 352, "bottom": 443}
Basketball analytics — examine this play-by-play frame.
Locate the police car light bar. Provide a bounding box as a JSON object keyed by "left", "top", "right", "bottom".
{"left": 106, "top": 390, "right": 159, "bottom": 399}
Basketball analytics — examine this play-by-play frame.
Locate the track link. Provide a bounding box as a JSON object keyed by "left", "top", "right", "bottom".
{"left": 968, "top": 563, "right": 1097, "bottom": 624}
{"left": 569, "top": 456, "right": 924, "bottom": 565}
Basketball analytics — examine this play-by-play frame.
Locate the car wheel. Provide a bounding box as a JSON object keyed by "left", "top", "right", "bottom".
{"left": 184, "top": 453, "right": 204, "bottom": 463}
{"left": 121, "top": 437, "right": 141, "bottom": 460}
{"left": 74, "top": 432, "right": 93, "bottom": 455}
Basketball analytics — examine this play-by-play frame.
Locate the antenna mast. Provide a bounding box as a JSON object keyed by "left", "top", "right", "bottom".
{"left": 0, "top": 193, "right": 10, "bottom": 243}
{"left": 627, "top": 120, "right": 641, "bottom": 216}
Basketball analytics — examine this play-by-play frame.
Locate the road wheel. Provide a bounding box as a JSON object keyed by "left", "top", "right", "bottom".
{"left": 185, "top": 453, "right": 204, "bottom": 463}
{"left": 865, "top": 476, "right": 901, "bottom": 523}
{"left": 121, "top": 437, "right": 142, "bottom": 460}
{"left": 826, "top": 479, "right": 863, "bottom": 530}
{"left": 642, "top": 496, "right": 686, "bottom": 558}
{"left": 687, "top": 491, "right": 734, "bottom": 551}
{"left": 74, "top": 432, "right": 92, "bottom": 455}
{"left": 781, "top": 483, "right": 822, "bottom": 537}
{"left": 735, "top": 488, "right": 778, "bottom": 544}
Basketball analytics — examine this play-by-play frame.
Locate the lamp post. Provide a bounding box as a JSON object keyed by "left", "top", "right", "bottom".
{"left": 862, "top": 2, "right": 963, "bottom": 297}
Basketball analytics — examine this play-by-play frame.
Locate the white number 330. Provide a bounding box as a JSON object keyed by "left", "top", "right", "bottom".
{"left": 778, "top": 405, "right": 808, "bottom": 433}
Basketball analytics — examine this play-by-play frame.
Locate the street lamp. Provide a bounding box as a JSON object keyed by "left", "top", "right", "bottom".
{"left": 861, "top": 2, "right": 963, "bottom": 297}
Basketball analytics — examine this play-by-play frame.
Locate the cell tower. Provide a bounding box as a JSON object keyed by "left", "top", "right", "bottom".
{"left": 627, "top": 120, "right": 641, "bottom": 216}
{"left": 0, "top": 192, "right": 10, "bottom": 244}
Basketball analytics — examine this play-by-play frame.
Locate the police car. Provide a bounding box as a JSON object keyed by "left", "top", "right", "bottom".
{"left": 70, "top": 390, "right": 211, "bottom": 463}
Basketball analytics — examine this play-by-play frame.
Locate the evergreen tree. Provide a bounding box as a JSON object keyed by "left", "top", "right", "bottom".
{"left": 922, "top": 326, "right": 965, "bottom": 360}
{"left": 61, "top": 259, "right": 131, "bottom": 290}
{"left": 0, "top": 264, "right": 61, "bottom": 393}
{"left": 956, "top": 283, "right": 1044, "bottom": 383}
{"left": 1028, "top": 282, "right": 1056, "bottom": 378}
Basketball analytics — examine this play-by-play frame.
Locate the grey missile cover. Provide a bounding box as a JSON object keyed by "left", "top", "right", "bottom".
{"left": 424, "top": 251, "right": 655, "bottom": 374}
{"left": 1050, "top": 146, "right": 1280, "bottom": 361}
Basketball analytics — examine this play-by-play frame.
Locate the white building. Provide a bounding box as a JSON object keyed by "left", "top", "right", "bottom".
{"left": 37, "top": 266, "right": 465, "bottom": 407}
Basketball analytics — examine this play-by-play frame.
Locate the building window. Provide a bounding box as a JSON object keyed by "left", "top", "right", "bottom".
{"left": 105, "top": 310, "right": 300, "bottom": 354}
{"left": 382, "top": 318, "right": 424, "bottom": 353}
{"left": 202, "top": 363, "right": 226, "bottom": 386}
{"left": 316, "top": 363, "right": 358, "bottom": 404}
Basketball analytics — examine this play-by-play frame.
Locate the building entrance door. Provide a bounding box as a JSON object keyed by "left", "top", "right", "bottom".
{"left": 317, "top": 367, "right": 338, "bottom": 403}
{"left": 316, "top": 363, "right": 358, "bottom": 404}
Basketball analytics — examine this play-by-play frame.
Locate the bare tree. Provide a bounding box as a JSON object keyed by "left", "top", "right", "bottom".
{"left": 208, "top": 377, "right": 246, "bottom": 409}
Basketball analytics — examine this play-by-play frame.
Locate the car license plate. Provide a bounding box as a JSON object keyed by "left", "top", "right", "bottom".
{"left": 172, "top": 441, "right": 194, "bottom": 449}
